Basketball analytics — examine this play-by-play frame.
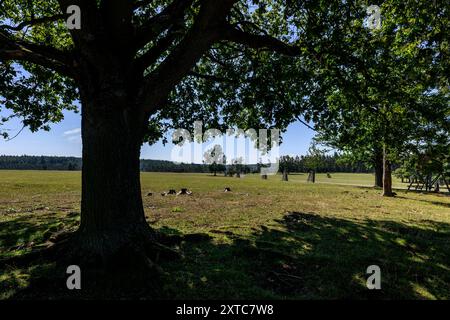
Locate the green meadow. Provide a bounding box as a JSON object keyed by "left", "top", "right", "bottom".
{"left": 1, "top": 171, "right": 449, "bottom": 299}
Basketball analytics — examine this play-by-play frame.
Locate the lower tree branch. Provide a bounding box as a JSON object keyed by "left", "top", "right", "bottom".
{"left": 134, "top": 30, "right": 181, "bottom": 72}
{"left": 0, "top": 14, "right": 66, "bottom": 32}
{"left": 0, "top": 31, "right": 75, "bottom": 78}
{"left": 221, "top": 27, "right": 302, "bottom": 57}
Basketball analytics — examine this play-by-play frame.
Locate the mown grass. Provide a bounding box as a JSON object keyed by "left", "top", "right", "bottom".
{"left": 0, "top": 171, "right": 449, "bottom": 299}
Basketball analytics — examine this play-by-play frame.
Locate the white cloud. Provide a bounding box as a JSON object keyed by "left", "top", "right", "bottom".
{"left": 63, "top": 128, "right": 81, "bottom": 136}
{"left": 63, "top": 128, "right": 81, "bottom": 144}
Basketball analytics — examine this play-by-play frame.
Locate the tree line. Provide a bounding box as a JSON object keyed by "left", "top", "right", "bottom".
{"left": 0, "top": 154, "right": 370, "bottom": 174}
{"left": 0, "top": 155, "right": 81, "bottom": 171}
{"left": 279, "top": 153, "right": 371, "bottom": 174}
{"left": 0, "top": 155, "right": 208, "bottom": 172}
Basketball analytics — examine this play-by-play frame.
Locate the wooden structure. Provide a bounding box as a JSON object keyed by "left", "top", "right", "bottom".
{"left": 407, "top": 173, "right": 450, "bottom": 193}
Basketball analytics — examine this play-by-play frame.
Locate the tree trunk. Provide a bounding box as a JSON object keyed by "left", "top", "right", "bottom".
{"left": 374, "top": 148, "right": 383, "bottom": 188}
{"left": 434, "top": 181, "right": 440, "bottom": 193}
{"left": 73, "top": 89, "right": 156, "bottom": 266}
{"left": 307, "top": 170, "right": 316, "bottom": 183}
{"left": 382, "top": 147, "right": 394, "bottom": 197}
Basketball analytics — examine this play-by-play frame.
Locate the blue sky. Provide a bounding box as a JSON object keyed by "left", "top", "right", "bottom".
{"left": 0, "top": 109, "right": 316, "bottom": 162}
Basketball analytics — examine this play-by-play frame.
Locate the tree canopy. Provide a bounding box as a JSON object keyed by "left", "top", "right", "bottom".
{"left": 0, "top": 1, "right": 405, "bottom": 138}
{"left": 0, "top": 0, "right": 448, "bottom": 270}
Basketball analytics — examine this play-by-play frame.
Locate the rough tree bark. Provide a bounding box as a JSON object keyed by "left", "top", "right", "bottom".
{"left": 382, "top": 146, "right": 394, "bottom": 197}
{"left": 74, "top": 89, "right": 155, "bottom": 264}
{"left": 374, "top": 148, "right": 383, "bottom": 188}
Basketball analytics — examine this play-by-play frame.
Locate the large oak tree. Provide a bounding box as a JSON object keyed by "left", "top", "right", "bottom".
{"left": 2, "top": 0, "right": 446, "bottom": 272}
{"left": 0, "top": 0, "right": 338, "bottom": 267}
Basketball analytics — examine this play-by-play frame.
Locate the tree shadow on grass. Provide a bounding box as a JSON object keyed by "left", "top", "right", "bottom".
{"left": 0, "top": 213, "right": 80, "bottom": 299}
{"left": 395, "top": 195, "right": 450, "bottom": 209}
{"left": 160, "top": 212, "right": 450, "bottom": 300}
{"left": 2, "top": 212, "right": 450, "bottom": 300}
{"left": 0, "top": 213, "right": 79, "bottom": 255}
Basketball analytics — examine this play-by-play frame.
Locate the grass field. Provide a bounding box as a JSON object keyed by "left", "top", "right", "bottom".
{"left": 1, "top": 171, "right": 450, "bottom": 299}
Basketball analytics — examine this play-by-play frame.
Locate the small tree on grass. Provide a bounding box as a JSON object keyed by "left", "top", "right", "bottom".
{"left": 204, "top": 145, "right": 225, "bottom": 176}
{"left": 396, "top": 124, "right": 450, "bottom": 191}
{"left": 231, "top": 157, "right": 244, "bottom": 178}
{"left": 279, "top": 155, "right": 296, "bottom": 181}
{"left": 304, "top": 143, "right": 325, "bottom": 183}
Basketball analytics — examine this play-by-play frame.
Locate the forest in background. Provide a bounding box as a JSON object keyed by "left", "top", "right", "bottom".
{"left": 0, "top": 154, "right": 371, "bottom": 173}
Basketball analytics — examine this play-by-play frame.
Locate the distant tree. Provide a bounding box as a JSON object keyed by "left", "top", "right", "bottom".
{"left": 304, "top": 143, "right": 324, "bottom": 171}
{"left": 279, "top": 155, "right": 296, "bottom": 174}
{"left": 39, "top": 156, "right": 47, "bottom": 170}
{"left": 231, "top": 157, "right": 244, "bottom": 178}
{"left": 304, "top": 0, "right": 448, "bottom": 196}
{"left": 396, "top": 120, "right": 450, "bottom": 189}
{"left": 203, "top": 145, "right": 225, "bottom": 176}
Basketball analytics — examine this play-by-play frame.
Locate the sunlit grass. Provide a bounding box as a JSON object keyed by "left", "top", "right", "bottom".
{"left": 0, "top": 171, "right": 449, "bottom": 299}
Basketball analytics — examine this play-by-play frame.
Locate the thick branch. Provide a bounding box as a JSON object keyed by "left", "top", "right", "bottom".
{"left": 139, "top": 0, "right": 238, "bottom": 113}
{"left": 0, "top": 14, "right": 66, "bottom": 31}
{"left": 221, "top": 27, "right": 302, "bottom": 56}
{"left": 134, "top": 29, "right": 181, "bottom": 72}
{"left": 56, "top": 0, "right": 98, "bottom": 48}
{"left": 99, "top": 0, "right": 134, "bottom": 48}
{"left": 0, "top": 32, "right": 75, "bottom": 78}
{"left": 134, "top": 0, "right": 196, "bottom": 50}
